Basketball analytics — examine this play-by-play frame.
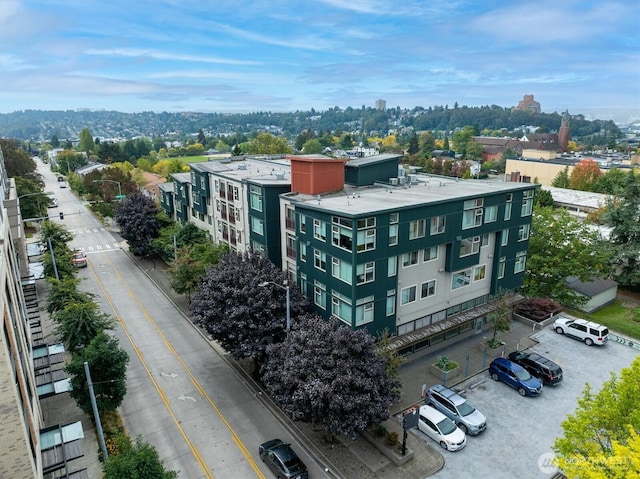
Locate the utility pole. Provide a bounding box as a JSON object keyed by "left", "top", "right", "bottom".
{"left": 84, "top": 362, "right": 108, "bottom": 461}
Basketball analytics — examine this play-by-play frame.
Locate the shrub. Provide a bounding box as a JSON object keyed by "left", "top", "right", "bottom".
{"left": 374, "top": 424, "right": 388, "bottom": 437}
{"left": 385, "top": 431, "right": 399, "bottom": 447}
{"left": 514, "top": 297, "right": 562, "bottom": 322}
{"left": 435, "top": 355, "right": 458, "bottom": 371}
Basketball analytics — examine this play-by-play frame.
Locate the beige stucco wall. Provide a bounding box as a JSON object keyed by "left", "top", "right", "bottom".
{"left": 522, "top": 148, "right": 557, "bottom": 160}
{"left": 505, "top": 159, "right": 574, "bottom": 186}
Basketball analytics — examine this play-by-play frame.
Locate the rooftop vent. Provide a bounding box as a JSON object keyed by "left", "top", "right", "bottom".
{"left": 275, "top": 172, "right": 285, "bottom": 180}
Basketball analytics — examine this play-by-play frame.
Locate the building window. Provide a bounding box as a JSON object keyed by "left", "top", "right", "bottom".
{"left": 484, "top": 205, "right": 498, "bottom": 223}
{"left": 214, "top": 179, "right": 219, "bottom": 192}
{"left": 423, "top": 246, "right": 438, "bottom": 262}
{"left": 356, "top": 262, "right": 375, "bottom": 284}
{"left": 386, "top": 289, "right": 396, "bottom": 316}
{"left": 409, "top": 219, "right": 426, "bottom": 240}
{"left": 482, "top": 233, "right": 490, "bottom": 247}
{"left": 389, "top": 213, "right": 399, "bottom": 246}
{"left": 498, "top": 256, "right": 506, "bottom": 278}
{"left": 251, "top": 216, "right": 264, "bottom": 236}
{"left": 504, "top": 193, "right": 512, "bottom": 220}
{"left": 299, "top": 214, "right": 306, "bottom": 233}
{"left": 314, "top": 250, "right": 327, "bottom": 271}
{"left": 332, "top": 291, "right": 352, "bottom": 324}
{"left": 518, "top": 224, "right": 530, "bottom": 241}
{"left": 314, "top": 281, "right": 326, "bottom": 309}
{"left": 402, "top": 250, "right": 419, "bottom": 267}
{"left": 421, "top": 280, "right": 436, "bottom": 298}
{"left": 474, "top": 265, "right": 486, "bottom": 281}
{"left": 332, "top": 257, "right": 352, "bottom": 284}
{"left": 514, "top": 251, "right": 527, "bottom": 273}
{"left": 355, "top": 296, "right": 374, "bottom": 326}
{"left": 356, "top": 217, "right": 376, "bottom": 252}
{"left": 521, "top": 190, "right": 534, "bottom": 217}
{"left": 452, "top": 269, "right": 472, "bottom": 290}
{"left": 431, "top": 215, "right": 445, "bottom": 235}
{"left": 501, "top": 229, "right": 509, "bottom": 246}
{"left": 332, "top": 216, "right": 353, "bottom": 251}
{"left": 463, "top": 198, "right": 483, "bottom": 229}
{"left": 389, "top": 224, "right": 398, "bottom": 246}
{"left": 313, "top": 219, "right": 326, "bottom": 242}
{"left": 460, "top": 236, "right": 480, "bottom": 257}
{"left": 233, "top": 186, "right": 239, "bottom": 201}
{"left": 401, "top": 285, "right": 417, "bottom": 305}
{"left": 249, "top": 185, "right": 262, "bottom": 212}
{"left": 300, "top": 243, "right": 307, "bottom": 262}
{"left": 388, "top": 256, "right": 397, "bottom": 277}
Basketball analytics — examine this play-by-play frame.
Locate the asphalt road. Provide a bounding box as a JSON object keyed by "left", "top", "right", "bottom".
{"left": 425, "top": 327, "right": 638, "bottom": 479}
{"left": 39, "top": 163, "right": 333, "bottom": 479}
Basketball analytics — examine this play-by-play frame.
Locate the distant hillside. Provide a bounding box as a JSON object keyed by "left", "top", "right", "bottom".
{"left": 0, "top": 106, "right": 620, "bottom": 143}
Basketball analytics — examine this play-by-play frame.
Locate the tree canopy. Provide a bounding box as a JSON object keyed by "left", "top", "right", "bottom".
{"left": 524, "top": 206, "right": 613, "bottom": 307}
{"left": 103, "top": 435, "right": 178, "bottom": 479}
{"left": 606, "top": 171, "right": 640, "bottom": 291}
{"left": 261, "top": 314, "right": 401, "bottom": 440}
{"left": 65, "top": 331, "right": 129, "bottom": 415}
{"left": 190, "top": 252, "right": 309, "bottom": 369}
{"left": 0, "top": 138, "right": 40, "bottom": 180}
{"left": 553, "top": 356, "right": 640, "bottom": 478}
{"left": 53, "top": 301, "right": 116, "bottom": 351}
{"left": 115, "top": 192, "right": 161, "bottom": 256}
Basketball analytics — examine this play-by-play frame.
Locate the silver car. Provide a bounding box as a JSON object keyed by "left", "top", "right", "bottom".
{"left": 425, "top": 384, "right": 487, "bottom": 435}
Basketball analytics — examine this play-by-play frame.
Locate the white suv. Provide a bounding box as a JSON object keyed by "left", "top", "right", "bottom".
{"left": 416, "top": 405, "right": 467, "bottom": 451}
{"left": 553, "top": 316, "right": 609, "bottom": 346}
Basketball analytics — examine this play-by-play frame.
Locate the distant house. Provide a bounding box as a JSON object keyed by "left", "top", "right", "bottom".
{"left": 76, "top": 162, "right": 108, "bottom": 176}
{"left": 471, "top": 137, "right": 522, "bottom": 162}
{"left": 566, "top": 276, "right": 618, "bottom": 313}
{"left": 138, "top": 171, "right": 166, "bottom": 203}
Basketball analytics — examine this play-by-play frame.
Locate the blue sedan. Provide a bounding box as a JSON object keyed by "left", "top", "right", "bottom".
{"left": 489, "top": 357, "right": 543, "bottom": 396}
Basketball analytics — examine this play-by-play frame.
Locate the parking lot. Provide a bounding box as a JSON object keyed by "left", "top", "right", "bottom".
{"left": 411, "top": 326, "right": 638, "bottom": 478}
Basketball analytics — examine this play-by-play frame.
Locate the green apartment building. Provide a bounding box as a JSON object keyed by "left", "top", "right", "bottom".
{"left": 161, "top": 154, "right": 538, "bottom": 354}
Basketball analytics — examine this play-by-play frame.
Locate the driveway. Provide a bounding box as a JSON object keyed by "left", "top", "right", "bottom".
{"left": 418, "top": 327, "right": 638, "bottom": 479}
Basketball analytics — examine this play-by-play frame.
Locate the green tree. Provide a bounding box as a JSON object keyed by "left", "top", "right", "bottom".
{"left": 418, "top": 131, "right": 435, "bottom": 156}
{"left": 553, "top": 357, "right": 640, "bottom": 478}
{"left": 103, "top": 434, "right": 178, "bottom": 479}
{"left": 452, "top": 126, "right": 475, "bottom": 157}
{"left": 594, "top": 168, "right": 632, "bottom": 195}
{"left": 170, "top": 242, "right": 227, "bottom": 299}
{"left": 53, "top": 301, "right": 116, "bottom": 351}
{"left": 16, "top": 177, "right": 48, "bottom": 220}
{"left": 51, "top": 134, "right": 60, "bottom": 148}
{"left": 46, "top": 277, "right": 94, "bottom": 314}
{"left": 79, "top": 127, "right": 94, "bottom": 157}
{"left": 65, "top": 331, "right": 129, "bottom": 414}
{"left": 606, "top": 171, "right": 640, "bottom": 290}
{"left": 301, "top": 138, "right": 323, "bottom": 154}
{"left": 552, "top": 166, "right": 570, "bottom": 188}
{"left": 0, "top": 138, "right": 40, "bottom": 180}
{"left": 248, "top": 133, "right": 292, "bottom": 154}
{"left": 534, "top": 188, "right": 554, "bottom": 208}
{"left": 524, "top": 206, "right": 613, "bottom": 306}
{"left": 197, "top": 129, "right": 206, "bottom": 146}
{"left": 407, "top": 133, "right": 419, "bottom": 155}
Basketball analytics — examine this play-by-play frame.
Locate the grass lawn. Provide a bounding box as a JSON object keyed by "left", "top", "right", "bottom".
{"left": 564, "top": 300, "right": 640, "bottom": 340}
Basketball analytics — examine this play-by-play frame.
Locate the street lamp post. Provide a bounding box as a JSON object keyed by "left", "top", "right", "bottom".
{"left": 258, "top": 281, "right": 290, "bottom": 333}
{"left": 93, "top": 179, "right": 123, "bottom": 199}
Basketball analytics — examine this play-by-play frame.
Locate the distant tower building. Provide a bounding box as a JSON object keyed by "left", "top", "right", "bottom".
{"left": 375, "top": 99, "right": 386, "bottom": 111}
{"left": 515, "top": 94, "right": 541, "bottom": 114}
{"left": 558, "top": 110, "right": 570, "bottom": 152}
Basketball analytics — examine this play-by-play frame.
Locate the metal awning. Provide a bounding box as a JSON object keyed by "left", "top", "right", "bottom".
{"left": 40, "top": 421, "right": 85, "bottom": 474}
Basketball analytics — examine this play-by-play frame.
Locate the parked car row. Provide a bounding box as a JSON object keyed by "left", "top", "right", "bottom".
{"left": 415, "top": 317, "right": 610, "bottom": 454}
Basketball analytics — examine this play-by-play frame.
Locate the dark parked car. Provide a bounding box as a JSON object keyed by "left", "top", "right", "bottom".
{"left": 489, "top": 357, "right": 543, "bottom": 397}
{"left": 508, "top": 351, "right": 563, "bottom": 385}
{"left": 259, "top": 439, "right": 308, "bottom": 479}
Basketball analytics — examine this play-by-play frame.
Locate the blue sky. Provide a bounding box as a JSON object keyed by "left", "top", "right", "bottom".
{"left": 1, "top": 0, "right": 639, "bottom": 122}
